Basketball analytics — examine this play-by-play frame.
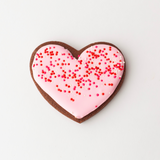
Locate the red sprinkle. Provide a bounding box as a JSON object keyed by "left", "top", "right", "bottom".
{"left": 70, "top": 98, "right": 75, "bottom": 101}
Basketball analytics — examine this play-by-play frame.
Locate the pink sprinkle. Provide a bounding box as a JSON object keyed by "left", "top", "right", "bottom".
{"left": 69, "top": 70, "right": 71, "bottom": 72}
{"left": 58, "top": 75, "right": 60, "bottom": 77}
{"left": 88, "top": 88, "right": 90, "bottom": 90}
{"left": 108, "top": 75, "right": 110, "bottom": 77}
{"left": 38, "top": 75, "right": 40, "bottom": 77}
{"left": 64, "top": 90, "right": 66, "bottom": 93}
{"left": 95, "top": 46, "right": 98, "bottom": 48}
{"left": 119, "top": 77, "right": 121, "bottom": 79}
{"left": 58, "top": 58, "right": 60, "bottom": 61}
{"left": 78, "top": 55, "right": 80, "bottom": 57}
{"left": 89, "top": 83, "right": 91, "bottom": 86}
{"left": 93, "top": 82, "right": 95, "bottom": 84}
{"left": 46, "top": 66, "right": 50, "bottom": 71}
{"left": 114, "top": 76, "right": 116, "bottom": 78}
{"left": 63, "top": 79, "right": 66, "bottom": 81}
{"left": 101, "top": 80, "right": 103, "bottom": 82}
{"left": 95, "top": 105, "right": 97, "bottom": 108}
{"left": 96, "top": 94, "right": 99, "bottom": 96}
{"left": 35, "top": 58, "right": 38, "bottom": 61}
{"left": 89, "top": 95, "right": 91, "bottom": 97}
{"left": 60, "top": 67, "right": 62, "bottom": 69}
{"left": 49, "top": 76, "right": 52, "bottom": 78}
{"left": 82, "top": 83, "right": 85, "bottom": 86}
{"left": 53, "top": 65, "right": 55, "bottom": 67}
{"left": 96, "top": 85, "right": 98, "bottom": 88}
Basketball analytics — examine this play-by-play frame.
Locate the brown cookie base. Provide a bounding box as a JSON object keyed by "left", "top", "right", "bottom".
{"left": 30, "top": 41, "right": 126, "bottom": 123}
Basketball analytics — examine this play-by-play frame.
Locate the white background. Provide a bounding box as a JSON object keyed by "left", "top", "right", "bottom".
{"left": 0, "top": 0, "right": 160, "bottom": 159}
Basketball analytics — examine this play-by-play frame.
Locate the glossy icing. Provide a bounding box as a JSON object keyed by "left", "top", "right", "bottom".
{"left": 32, "top": 44, "right": 125, "bottom": 119}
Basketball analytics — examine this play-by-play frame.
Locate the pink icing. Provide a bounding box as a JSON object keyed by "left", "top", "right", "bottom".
{"left": 32, "top": 44, "right": 125, "bottom": 119}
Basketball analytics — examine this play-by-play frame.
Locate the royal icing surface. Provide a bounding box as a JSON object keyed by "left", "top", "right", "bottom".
{"left": 32, "top": 44, "right": 125, "bottom": 119}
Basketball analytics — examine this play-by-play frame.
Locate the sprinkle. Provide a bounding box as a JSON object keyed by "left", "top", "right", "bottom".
{"left": 70, "top": 98, "right": 75, "bottom": 101}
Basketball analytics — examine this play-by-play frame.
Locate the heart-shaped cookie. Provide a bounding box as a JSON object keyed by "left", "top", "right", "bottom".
{"left": 30, "top": 41, "right": 125, "bottom": 123}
